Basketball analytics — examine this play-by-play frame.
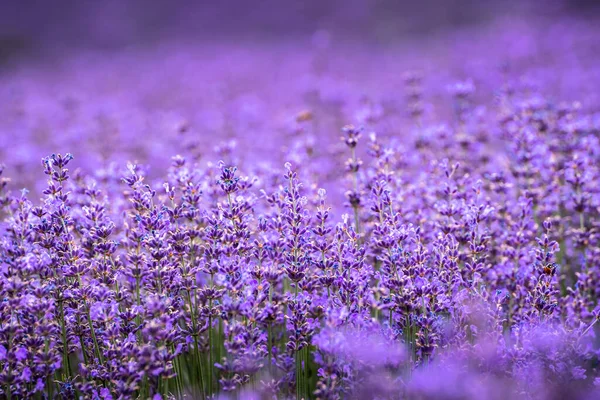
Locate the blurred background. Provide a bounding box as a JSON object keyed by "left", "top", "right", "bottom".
{"left": 0, "top": 0, "right": 599, "bottom": 192}
{"left": 1, "top": 0, "right": 599, "bottom": 64}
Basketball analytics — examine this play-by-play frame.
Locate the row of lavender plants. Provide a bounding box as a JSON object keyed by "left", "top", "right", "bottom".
{"left": 1, "top": 69, "right": 600, "bottom": 400}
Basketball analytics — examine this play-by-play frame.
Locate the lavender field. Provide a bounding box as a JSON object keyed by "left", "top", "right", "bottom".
{"left": 1, "top": 1, "right": 600, "bottom": 399}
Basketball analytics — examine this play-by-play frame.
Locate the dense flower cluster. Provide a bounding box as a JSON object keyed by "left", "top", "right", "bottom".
{"left": 1, "top": 15, "right": 600, "bottom": 400}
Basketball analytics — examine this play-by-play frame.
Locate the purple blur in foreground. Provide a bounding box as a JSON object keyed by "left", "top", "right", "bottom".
{"left": 1, "top": 1, "right": 600, "bottom": 399}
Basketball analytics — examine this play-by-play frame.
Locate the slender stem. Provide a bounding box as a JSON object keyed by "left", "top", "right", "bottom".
{"left": 6, "top": 321, "right": 12, "bottom": 400}
{"left": 208, "top": 310, "right": 213, "bottom": 395}
{"left": 171, "top": 345, "right": 183, "bottom": 396}
{"left": 351, "top": 147, "right": 360, "bottom": 236}
{"left": 187, "top": 291, "right": 205, "bottom": 397}
{"left": 296, "top": 350, "right": 301, "bottom": 400}
{"left": 580, "top": 317, "right": 599, "bottom": 339}
{"left": 268, "top": 325, "right": 273, "bottom": 368}
{"left": 135, "top": 275, "right": 142, "bottom": 343}
{"left": 86, "top": 308, "right": 104, "bottom": 364}
{"left": 303, "top": 345, "right": 310, "bottom": 399}
{"left": 78, "top": 332, "right": 88, "bottom": 365}
{"left": 59, "top": 299, "right": 71, "bottom": 379}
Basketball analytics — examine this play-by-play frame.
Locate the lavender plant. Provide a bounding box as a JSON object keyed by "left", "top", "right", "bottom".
{"left": 1, "top": 13, "right": 600, "bottom": 400}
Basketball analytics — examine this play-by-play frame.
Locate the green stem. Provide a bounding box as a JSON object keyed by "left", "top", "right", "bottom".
{"left": 171, "top": 346, "right": 183, "bottom": 396}
{"left": 208, "top": 311, "right": 213, "bottom": 395}
{"left": 79, "top": 332, "right": 88, "bottom": 364}
{"left": 268, "top": 322, "right": 273, "bottom": 374}
{"left": 303, "top": 345, "right": 310, "bottom": 399}
{"left": 296, "top": 350, "right": 301, "bottom": 400}
{"left": 6, "top": 324, "right": 12, "bottom": 400}
{"left": 59, "top": 299, "right": 71, "bottom": 379}
{"left": 135, "top": 276, "right": 142, "bottom": 343}
{"left": 86, "top": 309, "right": 104, "bottom": 364}
{"left": 187, "top": 291, "right": 205, "bottom": 397}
